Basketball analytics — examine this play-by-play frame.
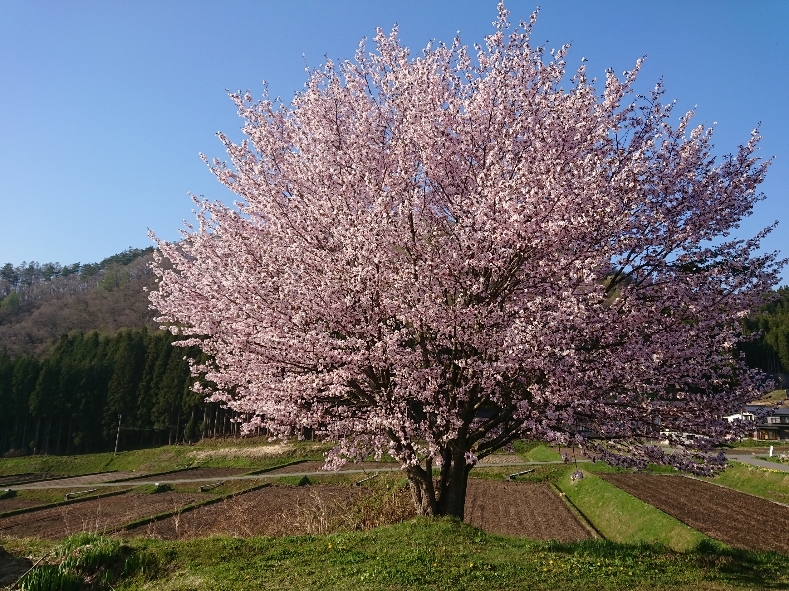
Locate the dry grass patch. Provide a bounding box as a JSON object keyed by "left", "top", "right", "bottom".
{"left": 187, "top": 444, "right": 322, "bottom": 462}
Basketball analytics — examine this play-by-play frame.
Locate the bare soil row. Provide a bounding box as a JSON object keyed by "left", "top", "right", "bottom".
{"left": 3, "top": 469, "right": 786, "bottom": 554}
{"left": 0, "top": 479, "right": 589, "bottom": 542}
{"left": 600, "top": 473, "right": 789, "bottom": 555}
{"left": 0, "top": 491, "right": 211, "bottom": 540}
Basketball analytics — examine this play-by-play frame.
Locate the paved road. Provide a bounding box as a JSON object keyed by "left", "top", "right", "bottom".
{"left": 730, "top": 454, "right": 789, "bottom": 472}
{"left": 6, "top": 459, "right": 588, "bottom": 491}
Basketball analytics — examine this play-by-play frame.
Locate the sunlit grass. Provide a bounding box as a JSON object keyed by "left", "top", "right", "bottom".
{"left": 705, "top": 462, "right": 789, "bottom": 505}
{"left": 9, "top": 521, "right": 782, "bottom": 590}
{"left": 556, "top": 470, "right": 708, "bottom": 551}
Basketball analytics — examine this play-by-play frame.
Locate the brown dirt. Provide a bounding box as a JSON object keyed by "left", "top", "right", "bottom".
{"left": 0, "top": 491, "right": 211, "bottom": 540}
{"left": 0, "top": 487, "right": 132, "bottom": 514}
{"left": 0, "top": 473, "right": 51, "bottom": 486}
{"left": 0, "top": 546, "right": 32, "bottom": 588}
{"left": 478, "top": 455, "right": 527, "bottom": 465}
{"left": 133, "top": 480, "right": 588, "bottom": 541}
{"left": 464, "top": 480, "right": 589, "bottom": 541}
{"left": 131, "top": 485, "right": 372, "bottom": 539}
{"left": 260, "top": 461, "right": 400, "bottom": 475}
{"left": 21, "top": 472, "right": 136, "bottom": 488}
{"left": 600, "top": 473, "right": 789, "bottom": 554}
{"left": 118, "top": 467, "right": 251, "bottom": 482}
{"left": 0, "top": 498, "right": 44, "bottom": 513}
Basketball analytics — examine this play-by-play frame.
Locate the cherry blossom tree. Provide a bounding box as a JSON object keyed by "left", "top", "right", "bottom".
{"left": 151, "top": 5, "right": 782, "bottom": 517}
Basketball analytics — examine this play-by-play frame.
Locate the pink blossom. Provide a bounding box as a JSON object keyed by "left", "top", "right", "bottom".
{"left": 150, "top": 4, "right": 783, "bottom": 517}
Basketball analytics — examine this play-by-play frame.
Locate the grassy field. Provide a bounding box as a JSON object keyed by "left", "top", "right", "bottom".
{"left": 704, "top": 462, "right": 789, "bottom": 505}
{"left": 3, "top": 523, "right": 788, "bottom": 591}
{"left": 0, "top": 438, "right": 329, "bottom": 477}
{"left": 556, "top": 470, "right": 707, "bottom": 551}
{"left": 751, "top": 389, "right": 788, "bottom": 405}
{"left": 3, "top": 441, "right": 789, "bottom": 589}
{"left": 755, "top": 455, "right": 789, "bottom": 464}
{"left": 514, "top": 441, "right": 562, "bottom": 462}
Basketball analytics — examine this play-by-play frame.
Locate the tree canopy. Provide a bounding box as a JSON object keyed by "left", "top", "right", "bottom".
{"left": 151, "top": 5, "right": 783, "bottom": 517}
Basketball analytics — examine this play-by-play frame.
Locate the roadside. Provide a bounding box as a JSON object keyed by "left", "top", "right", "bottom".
{"left": 730, "top": 454, "right": 789, "bottom": 472}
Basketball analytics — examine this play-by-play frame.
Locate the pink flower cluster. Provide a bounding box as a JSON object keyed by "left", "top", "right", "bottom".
{"left": 150, "top": 4, "right": 782, "bottom": 514}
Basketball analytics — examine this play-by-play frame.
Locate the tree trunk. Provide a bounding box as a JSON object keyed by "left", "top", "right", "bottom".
{"left": 438, "top": 450, "right": 472, "bottom": 518}
{"left": 0, "top": 420, "right": 8, "bottom": 455}
{"left": 43, "top": 416, "right": 52, "bottom": 455}
{"left": 10, "top": 418, "right": 19, "bottom": 453}
{"left": 406, "top": 461, "right": 437, "bottom": 516}
{"left": 65, "top": 419, "right": 72, "bottom": 455}
{"left": 33, "top": 417, "right": 41, "bottom": 454}
{"left": 55, "top": 416, "right": 63, "bottom": 455}
{"left": 405, "top": 451, "right": 472, "bottom": 519}
{"left": 21, "top": 420, "right": 28, "bottom": 454}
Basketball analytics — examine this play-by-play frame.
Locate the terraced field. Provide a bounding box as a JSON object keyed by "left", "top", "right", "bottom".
{"left": 600, "top": 473, "right": 789, "bottom": 554}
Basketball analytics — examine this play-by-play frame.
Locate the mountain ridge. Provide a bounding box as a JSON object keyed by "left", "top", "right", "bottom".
{"left": 0, "top": 247, "right": 157, "bottom": 357}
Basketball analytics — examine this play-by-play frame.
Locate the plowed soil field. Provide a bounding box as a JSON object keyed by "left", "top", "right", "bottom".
{"left": 119, "top": 467, "right": 251, "bottom": 482}
{"left": 0, "top": 498, "right": 42, "bottom": 513}
{"left": 21, "top": 472, "right": 136, "bottom": 488}
{"left": 260, "top": 461, "right": 400, "bottom": 475}
{"left": 464, "top": 480, "right": 589, "bottom": 541}
{"left": 601, "top": 473, "right": 789, "bottom": 554}
{"left": 0, "top": 474, "right": 52, "bottom": 487}
{"left": 0, "top": 491, "right": 211, "bottom": 540}
{"left": 131, "top": 480, "right": 588, "bottom": 541}
{"left": 131, "top": 485, "right": 372, "bottom": 539}
{"left": 0, "top": 487, "right": 131, "bottom": 515}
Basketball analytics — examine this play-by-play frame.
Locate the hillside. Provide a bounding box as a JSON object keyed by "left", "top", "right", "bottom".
{"left": 0, "top": 248, "right": 157, "bottom": 357}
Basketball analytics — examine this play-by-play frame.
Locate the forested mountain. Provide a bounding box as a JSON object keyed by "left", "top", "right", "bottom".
{"left": 0, "top": 248, "right": 157, "bottom": 356}
{"left": 0, "top": 248, "right": 246, "bottom": 456}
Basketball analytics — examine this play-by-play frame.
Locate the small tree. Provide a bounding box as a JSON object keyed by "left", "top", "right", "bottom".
{"left": 151, "top": 5, "right": 782, "bottom": 517}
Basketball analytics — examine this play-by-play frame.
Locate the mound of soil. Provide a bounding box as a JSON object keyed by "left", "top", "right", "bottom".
{"left": 464, "top": 480, "right": 589, "bottom": 541}
{"left": 601, "top": 473, "right": 789, "bottom": 554}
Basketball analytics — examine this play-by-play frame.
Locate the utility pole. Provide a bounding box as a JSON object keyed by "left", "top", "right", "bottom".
{"left": 114, "top": 414, "right": 122, "bottom": 456}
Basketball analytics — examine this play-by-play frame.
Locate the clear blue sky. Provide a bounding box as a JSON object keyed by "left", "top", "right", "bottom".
{"left": 1, "top": 1, "right": 787, "bottom": 282}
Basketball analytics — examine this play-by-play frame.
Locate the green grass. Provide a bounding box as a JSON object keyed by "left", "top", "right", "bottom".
{"left": 6, "top": 521, "right": 789, "bottom": 591}
{"left": 520, "top": 444, "right": 563, "bottom": 462}
{"left": 511, "top": 440, "right": 563, "bottom": 462}
{"left": 556, "top": 471, "right": 708, "bottom": 552}
{"left": 751, "top": 389, "right": 788, "bottom": 404}
{"left": 0, "top": 438, "right": 329, "bottom": 477}
{"left": 6, "top": 442, "right": 789, "bottom": 589}
{"left": 469, "top": 464, "right": 569, "bottom": 483}
{"left": 705, "top": 462, "right": 789, "bottom": 504}
{"left": 754, "top": 455, "right": 789, "bottom": 464}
